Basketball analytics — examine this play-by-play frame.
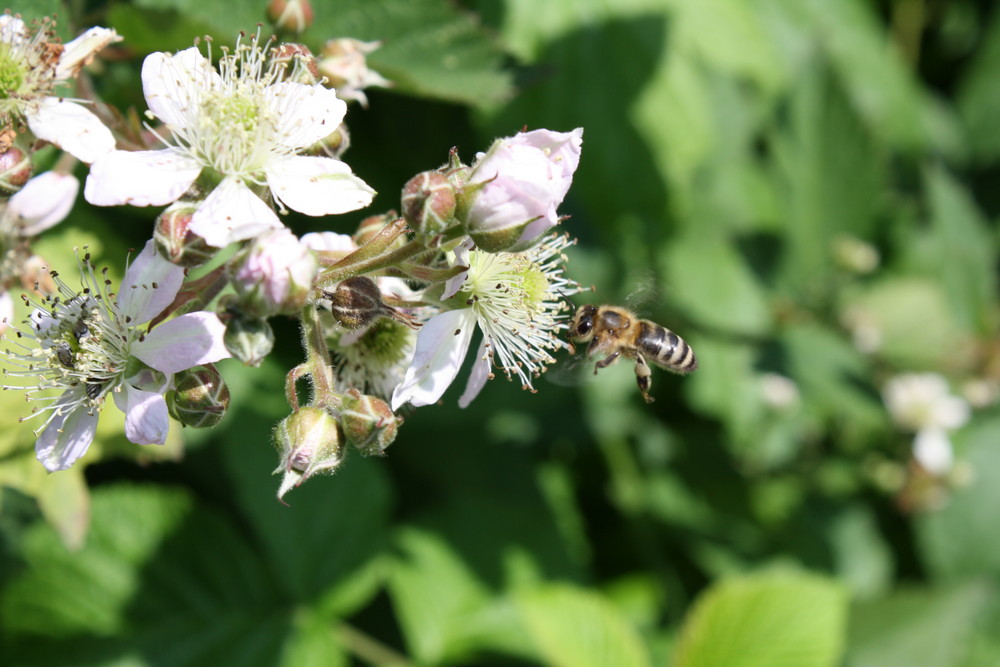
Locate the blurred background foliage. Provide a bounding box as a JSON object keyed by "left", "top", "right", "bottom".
{"left": 1, "top": 0, "right": 999, "bottom": 665}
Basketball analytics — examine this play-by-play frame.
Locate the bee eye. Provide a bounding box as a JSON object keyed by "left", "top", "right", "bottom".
{"left": 578, "top": 320, "right": 592, "bottom": 335}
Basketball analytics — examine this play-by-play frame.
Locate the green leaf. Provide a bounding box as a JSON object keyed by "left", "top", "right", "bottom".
{"left": 660, "top": 230, "right": 772, "bottom": 336}
{"left": 916, "top": 417, "right": 1000, "bottom": 580}
{"left": 838, "top": 277, "right": 973, "bottom": 372}
{"left": 309, "top": 0, "right": 512, "bottom": 105}
{"left": 673, "top": 572, "right": 848, "bottom": 667}
{"left": 770, "top": 65, "right": 884, "bottom": 291}
{"left": 845, "top": 582, "right": 993, "bottom": 667}
{"left": 0, "top": 484, "right": 334, "bottom": 667}
{"left": 516, "top": 584, "right": 651, "bottom": 667}
{"left": 921, "top": 166, "right": 997, "bottom": 334}
{"left": 387, "top": 527, "right": 499, "bottom": 664}
{"left": 957, "top": 5, "right": 1000, "bottom": 161}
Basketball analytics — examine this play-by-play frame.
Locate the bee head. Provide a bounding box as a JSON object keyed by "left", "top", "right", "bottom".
{"left": 569, "top": 304, "right": 598, "bottom": 342}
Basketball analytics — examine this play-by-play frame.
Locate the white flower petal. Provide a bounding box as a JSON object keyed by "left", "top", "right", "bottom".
{"left": 391, "top": 309, "right": 476, "bottom": 410}
{"left": 142, "top": 47, "right": 220, "bottom": 130}
{"left": 266, "top": 155, "right": 375, "bottom": 217}
{"left": 132, "top": 312, "right": 230, "bottom": 373}
{"left": 118, "top": 240, "right": 185, "bottom": 325}
{"left": 189, "top": 177, "right": 282, "bottom": 247}
{"left": 9, "top": 172, "right": 79, "bottom": 235}
{"left": 85, "top": 148, "right": 201, "bottom": 207}
{"left": 300, "top": 231, "right": 357, "bottom": 252}
{"left": 56, "top": 27, "right": 121, "bottom": 80}
{"left": 114, "top": 385, "right": 170, "bottom": 445}
{"left": 442, "top": 240, "right": 472, "bottom": 301}
{"left": 913, "top": 428, "right": 954, "bottom": 476}
{"left": 27, "top": 98, "right": 116, "bottom": 163}
{"left": 35, "top": 394, "right": 99, "bottom": 471}
{"left": 458, "top": 340, "right": 492, "bottom": 408}
{"left": 266, "top": 82, "right": 347, "bottom": 149}
{"left": 0, "top": 290, "right": 13, "bottom": 333}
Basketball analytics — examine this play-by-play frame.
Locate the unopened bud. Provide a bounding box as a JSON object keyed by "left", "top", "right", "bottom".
{"left": 402, "top": 171, "right": 457, "bottom": 237}
{"left": 270, "top": 43, "right": 319, "bottom": 84}
{"left": 167, "top": 365, "right": 230, "bottom": 428}
{"left": 0, "top": 147, "right": 32, "bottom": 195}
{"left": 353, "top": 212, "right": 403, "bottom": 248}
{"left": 154, "top": 202, "right": 216, "bottom": 267}
{"left": 267, "top": 0, "right": 314, "bottom": 34}
{"left": 318, "top": 38, "right": 390, "bottom": 107}
{"left": 324, "top": 276, "right": 419, "bottom": 330}
{"left": 340, "top": 388, "right": 399, "bottom": 455}
{"left": 231, "top": 228, "right": 319, "bottom": 317}
{"left": 305, "top": 123, "right": 350, "bottom": 159}
{"left": 274, "top": 406, "right": 343, "bottom": 501}
{"left": 220, "top": 300, "right": 275, "bottom": 367}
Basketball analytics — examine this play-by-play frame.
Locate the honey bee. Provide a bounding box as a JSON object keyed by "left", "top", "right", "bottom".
{"left": 568, "top": 304, "right": 697, "bottom": 403}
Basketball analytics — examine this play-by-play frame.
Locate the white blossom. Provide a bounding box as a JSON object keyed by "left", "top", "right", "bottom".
{"left": 85, "top": 34, "right": 375, "bottom": 248}
{"left": 0, "top": 16, "right": 118, "bottom": 162}
{"left": 391, "top": 233, "right": 580, "bottom": 409}
{"left": 2, "top": 241, "right": 230, "bottom": 471}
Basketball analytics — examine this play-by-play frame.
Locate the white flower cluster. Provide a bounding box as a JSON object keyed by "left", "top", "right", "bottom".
{"left": 883, "top": 373, "right": 971, "bottom": 475}
{"left": 0, "top": 18, "right": 587, "bottom": 494}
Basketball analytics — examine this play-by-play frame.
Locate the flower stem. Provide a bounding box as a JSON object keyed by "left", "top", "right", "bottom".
{"left": 334, "top": 623, "right": 412, "bottom": 666}
{"left": 299, "top": 303, "right": 339, "bottom": 410}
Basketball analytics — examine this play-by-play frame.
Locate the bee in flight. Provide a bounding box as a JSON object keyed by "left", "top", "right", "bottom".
{"left": 568, "top": 304, "right": 697, "bottom": 403}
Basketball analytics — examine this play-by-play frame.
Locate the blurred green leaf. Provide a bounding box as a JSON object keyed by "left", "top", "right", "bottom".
{"left": 839, "top": 277, "right": 973, "bottom": 372}
{"left": 308, "top": 0, "right": 512, "bottom": 105}
{"left": 516, "top": 584, "right": 651, "bottom": 667}
{"left": 916, "top": 417, "right": 1000, "bottom": 580}
{"left": 845, "top": 581, "right": 993, "bottom": 667}
{"left": 107, "top": 5, "right": 217, "bottom": 54}
{"left": 957, "top": 5, "right": 1000, "bottom": 161}
{"left": 389, "top": 527, "right": 527, "bottom": 664}
{"left": 660, "top": 230, "right": 772, "bottom": 336}
{"left": 829, "top": 505, "right": 893, "bottom": 600}
{"left": 673, "top": 572, "right": 848, "bottom": 667}
{"left": 921, "top": 166, "right": 997, "bottom": 334}
{"left": 0, "top": 484, "right": 330, "bottom": 666}
{"left": 771, "top": 66, "right": 884, "bottom": 292}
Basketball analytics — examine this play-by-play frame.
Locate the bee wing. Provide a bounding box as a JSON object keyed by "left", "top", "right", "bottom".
{"left": 545, "top": 349, "right": 591, "bottom": 387}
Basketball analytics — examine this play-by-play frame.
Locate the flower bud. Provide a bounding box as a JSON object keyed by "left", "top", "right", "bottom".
{"left": 402, "top": 171, "right": 457, "bottom": 237}
{"left": 270, "top": 43, "right": 320, "bottom": 84}
{"left": 154, "top": 201, "right": 216, "bottom": 267}
{"left": 304, "top": 123, "right": 350, "bottom": 159}
{"left": 0, "top": 146, "right": 32, "bottom": 194}
{"left": 231, "top": 228, "right": 319, "bottom": 317}
{"left": 267, "top": 0, "right": 314, "bottom": 34}
{"left": 456, "top": 128, "right": 583, "bottom": 252}
{"left": 353, "top": 212, "right": 404, "bottom": 249}
{"left": 167, "top": 365, "right": 230, "bottom": 428}
{"left": 273, "top": 406, "right": 344, "bottom": 502}
{"left": 324, "top": 276, "right": 419, "bottom": 330}
{"left": 317, "top": 38, "right": 390, "bottom": 107}
{"left": 220, "top": 301, "right": 275, "bottom": 367}
{"left": 340, "top": 388, "right": 399, "bottom": 455}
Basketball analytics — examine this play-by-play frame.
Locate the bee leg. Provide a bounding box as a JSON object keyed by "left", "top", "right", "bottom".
{"left": 595, "top": 350, "right": 621, "bottom": 373}
{"left": 635, "top": 353, "right": 654, "bottom": 403}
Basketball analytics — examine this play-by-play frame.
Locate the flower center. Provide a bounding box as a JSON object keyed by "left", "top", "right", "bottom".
{"left": 193, "top": 87, "right": 274, "bottom": 177}
{"left": 0, "top": 44, "right": 26, "bottom": 98}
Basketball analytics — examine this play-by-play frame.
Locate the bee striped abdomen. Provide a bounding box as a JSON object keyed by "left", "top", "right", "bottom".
{"left": 638, "top": 321, "right": 697, "bottom": 373}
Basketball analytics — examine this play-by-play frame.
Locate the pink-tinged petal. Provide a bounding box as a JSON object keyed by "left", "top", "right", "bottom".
{"left": 442, "top": 240, "right": 472, "bottom": 301}
{"left": 85, "top": 148, "right": 201, "bottom": 207}
{"left": 142, "top": 48, "right": 220, "bottom": 130}
{"left": 458, "top": 340, "right": 492, "bottom": 408}
{"left": 0, "top": 290, "right": 13, "bottom": 333}
{"left": 132, "top": 311, "right": 230, "bottom": 373}
{"left": 391, "top": 309, "right": 476, "bottom": 410}
{"left": 113, "top": 385, "right": 169, "bottom": 445}
{"left": 266, "top": 82, "right": 347, "bottom": 149}
{"left": 118, "top": 240, "right": 185, "bottom": 325}
{"left": 266, "top": 155, "right": 375, "bottom": 217}
{"left": 27, "top": 98, "right": 116, "bottom": 163}
{"left": 36, "top": 393, "right": 99, "bottom": 472}
{"left": 300, "top": 231, "right": 357, "bottom": 252}
{"left": 9, "top": 172, "right": 79, "bottom": 235}
{"left": 56, "top": 27, "right": 121, "bottom": 80}
{"left": 189, "top": 178, "right": 282, "bottom": 247}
